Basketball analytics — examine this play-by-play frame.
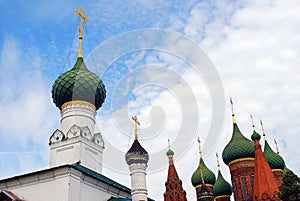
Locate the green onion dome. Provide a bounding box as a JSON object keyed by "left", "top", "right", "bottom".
{"left": 52, "top": 57, "right": 106, "bottom": 110}
{"left": 213, "top": 170, "right": 232, "bottom": 197}
{"left": 125, "top": 139, "right": 149, "bottom": 165}
{"left": 222, "top": 123, "right": 255, "bottom": 165}
{"left": 166, "top": 149, "right": 174, "bottom": 157}
{"left": 251, "top": 130, "right": 261, "bottom": 141}
{"left": 191, "top": 158, "right": 216, "bottom": 187}
{"left": 264, "top": 140, "right": 285, "bottom": 170}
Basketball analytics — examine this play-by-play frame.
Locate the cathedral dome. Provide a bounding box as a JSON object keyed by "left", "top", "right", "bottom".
{"left": 222, "top": 123, "right": 255, "bottom": 165}
{"left": 264, "top": 140, "right": 285, "bottom": 170}
{"left": 191, "top": 158, "right": 216, "bottom": 187}
{"left": 52, "top": 57, "right": 106, "bottom": 110}
{"left": 125, "top": 139, "right": 149, "bottom": 165}
{"left": 213, "top": 170, "right": 232, "bottom": 197}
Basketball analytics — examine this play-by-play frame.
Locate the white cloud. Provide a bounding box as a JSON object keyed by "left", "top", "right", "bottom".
{"left": 0, "top": 35, "right": 57, "bottom": 178}
{"left": 1, "top": 1, "right": 300, "bottom": 201}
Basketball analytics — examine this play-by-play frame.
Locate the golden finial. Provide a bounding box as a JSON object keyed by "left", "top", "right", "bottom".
{"left": 199, "top": 163, "right": 205, "bottom": 184}
{"left": 216, "top": 152, "right": 220, "bottom": 170}
{"left": 250, "top": 114, "right": 255, "bottom": 131}
{"left": 168, "top": 138, "right": 171, "bottom": 150}
{"left": 132, "top": 115, "right": 140, "bottom": 140}
{"left": 274, "top": 138, "right": 279, "bottom": 154}
{"left": 75, "top": 7, "right": 89, "bottom": 58}
{"left": 197, "top": 137, "right": 203, "bottom": 158}
{"left": 260, "top": 118, "right": 267, "bottom": 141}
{"left": 230, "top": 97, "right": 237, "bottom": 124}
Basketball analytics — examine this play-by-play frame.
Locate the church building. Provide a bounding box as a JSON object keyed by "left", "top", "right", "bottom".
{"left": 0, "top": 8, "right": 293, "bottom": 201}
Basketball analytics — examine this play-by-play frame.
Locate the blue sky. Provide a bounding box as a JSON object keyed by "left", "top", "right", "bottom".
{"left": 1, "top": 0, "right": 300, "bottom": 200}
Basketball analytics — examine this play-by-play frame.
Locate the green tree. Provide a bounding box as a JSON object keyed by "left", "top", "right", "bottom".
{"left": 279, "top": 170, "right": 300, "bottom": 201}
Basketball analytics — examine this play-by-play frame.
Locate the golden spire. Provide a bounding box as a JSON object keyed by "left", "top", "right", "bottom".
{"left": 274, "top": 138, "right": 280, "bottom": 154}
{"left": 200, "top": 163, "right": 205, "bottom": 184}
{"left": 216, "top": 152, "right": 220, "bottom": 171}
{"left": 197, "top": 137, "right": 203, "bottom": 158}
{"left": 168, "top": 138, "right": 171, "bottom": 150}
{"left": 260, "top": 118, "right": 267, "bottom": 141}
{"left": 230, "top": 97, "right": 237, "bottom": 124}
{"left": 132, "top": 115, "right": 140, "bottom": 140}
{"left": 250, "top": 114, "right": 255, "bottom": 131}
{"left": 76, "top": 7, "right": 89, "bottom": 58}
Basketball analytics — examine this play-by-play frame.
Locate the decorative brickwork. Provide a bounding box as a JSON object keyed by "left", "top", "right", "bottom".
{"left": 252, "top": 132, "right": 281, "bottom": 201}
{"left": 228, "top": 159, "right": 255, "bottom": 201}
{"left": 164, "top": 149, "right": 187, "bottom": 201}
{"left": 272, "top": 170, "right": 283, "bottom": 187}
{"left": 196, "top": 184, "right": 214, "bottom": 198}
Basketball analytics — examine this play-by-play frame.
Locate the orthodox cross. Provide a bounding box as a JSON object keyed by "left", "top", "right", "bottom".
{"left": 216, "top": 152, "right": 220, "bottom": 170}
{"left": 274, "top": 139, "right": 279, "bottom": 154}
{"left": 75, "top": 7, "right": 89, "bottom": 58}
{"left": 197, "top": 137, "right": 203, "bottom": 159}
{"left": 132, "top": 115, "right": 140, "bottom": 140}
{"left": 260, "top": 118, "right": 267, "bottom": 140}
{"left": 230, "top": 97, "right": 236, "bottom": 123}
{"left": 250, "top": 114, "right": 255, "bottom": 130}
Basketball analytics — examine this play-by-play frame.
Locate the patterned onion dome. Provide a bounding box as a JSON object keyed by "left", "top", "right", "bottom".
{"left": 191, "top": 158, "right": 216, "bottom": 187}
{"left": 52, "top": 57, "right": 106, "bottom": 110}
{"left": 264, "top": 140, "right": 285, "bottom": 170}
{"left": 251, "top": 130, "right": 261, "bottom": 141}
{"left": 222, "top": 123, "right": 255, "bottom": 165}
{"left": 125, "top": 139, "right": 149, "bottom": 165}
{"left": 213, "top": 170, "right": 232, "bottom": 197}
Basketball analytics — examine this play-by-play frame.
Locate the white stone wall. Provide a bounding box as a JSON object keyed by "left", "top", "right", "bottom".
{"left": 49, "top": 135, "right": 104, "bottom": 174}
{"left": 61, "top": 104, "right": 96, "bottom": 135}
{"left": 0, "top": 166, "right": 131, "bottom": 201}
{"left": 49, "top": 103, "right": 104, "bottom": 174}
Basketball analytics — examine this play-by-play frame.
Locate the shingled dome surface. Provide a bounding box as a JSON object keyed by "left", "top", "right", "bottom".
{"left": 52, "top": 57, "right": 106, "bottom": 110}
{"left": 222, "top": 123, "right": 255, "bottom": 165}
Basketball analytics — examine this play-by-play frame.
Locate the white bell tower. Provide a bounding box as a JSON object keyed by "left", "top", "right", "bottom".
{"left": 125, "top": 116, "right": 149, "bottom": 201}
{"left": 49, "top": 8, "right": 106, "bottom": 174}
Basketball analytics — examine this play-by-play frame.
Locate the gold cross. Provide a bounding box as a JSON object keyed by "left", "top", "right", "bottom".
{"left": 274, "top": 139, "right": 279, "bottom": 154}
{"left": 132, "top": 115, "right": 140, "bottom": 140}
{"left": 216, "top": 152, "right": 220, "bottom": 170}
{"left": 230, "top": 97, "right": 237, "bottom": 123}
{"left": 260, "top": 118, "right": 267, "bottom": 140}
{"left": 197, "top": 137, "right": 203, "bottom": 158}
{"left": 75, "top": 7, "right": 89, "bottom": 58}
{"left": 250, "top": 114, "right": 255, "bottom": 130}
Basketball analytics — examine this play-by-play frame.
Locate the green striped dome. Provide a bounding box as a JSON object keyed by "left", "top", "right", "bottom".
{"left": 191, "top": 158, "right": 216, "bottom": 187}
{"left": 222, "top": 123, "right": 255, "bottom": 165}
{"left": 52, "top": 57, "right": 106, "bottom": 110}
{"left": 213, "top": 170, "right": 232, "bottom": 197}
{"left": 264, "top": 140, "right": 285, "bottom": 170}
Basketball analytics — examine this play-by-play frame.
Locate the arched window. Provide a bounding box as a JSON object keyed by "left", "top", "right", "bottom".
{"left": 241, "top": 177, "right": 248, "bottom": 200}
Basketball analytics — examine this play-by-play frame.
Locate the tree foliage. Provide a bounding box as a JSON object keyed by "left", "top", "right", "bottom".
{"left": 279, "top": 170, "right": 300, "bottom": 201}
